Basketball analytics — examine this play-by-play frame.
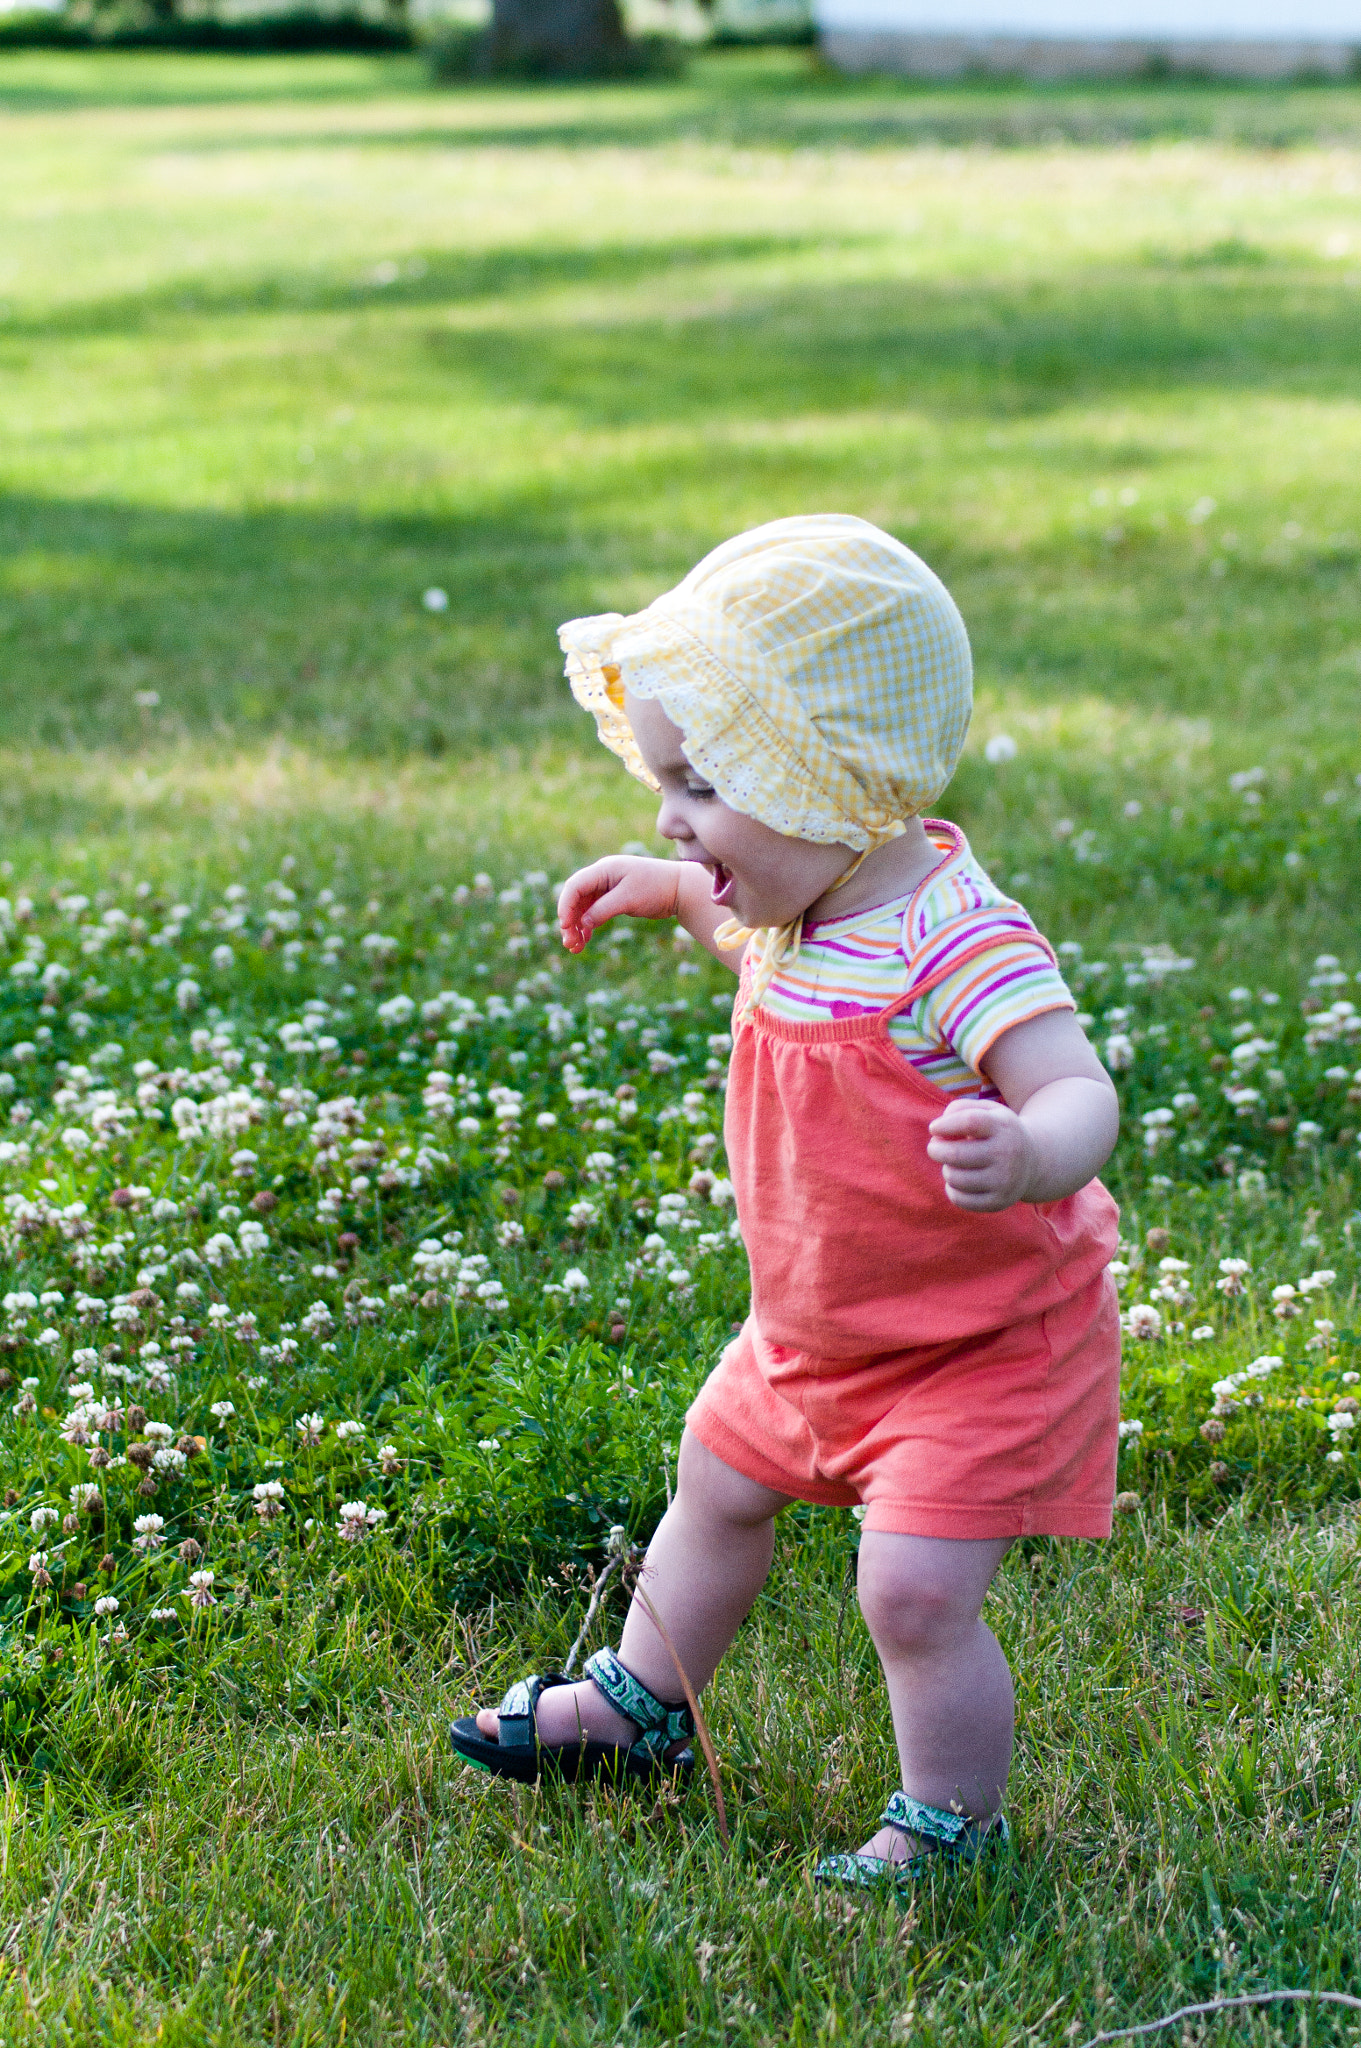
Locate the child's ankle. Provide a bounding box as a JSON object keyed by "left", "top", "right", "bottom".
{"left": 535, "top": 1677, "right": 637, "bottom": 1751}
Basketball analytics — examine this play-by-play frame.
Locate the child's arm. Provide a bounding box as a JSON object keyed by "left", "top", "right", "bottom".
{"left": 925, "top": 1011, "right": 1118, "bottom": 1212}
{"left": 558, "top": 856, "right": 744, "bottom": 967}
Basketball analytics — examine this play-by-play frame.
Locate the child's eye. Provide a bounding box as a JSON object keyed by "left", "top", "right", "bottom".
{"left": 685, "top": 783, "right": 717, "bottom": 801}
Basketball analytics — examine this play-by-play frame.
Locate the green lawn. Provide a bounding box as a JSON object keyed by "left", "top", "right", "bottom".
{"left": 1, "top": 46, "right": 1361, "bottom": 2047}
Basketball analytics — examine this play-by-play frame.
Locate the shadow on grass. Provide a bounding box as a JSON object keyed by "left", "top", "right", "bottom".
{"left": 0, "top": 234, "right": 846, "bottom": 341}
{"left": 0, "top": 48, "right": 427, "bottom": 111}
{"left": 2, "top": 469, "right": 1359, "bottom": 759}
{"left": 5, "top": 243, "right": 1361, "bottom": 423}
{"left": 3, "top": 47, "right": 1361, "bottom": 146}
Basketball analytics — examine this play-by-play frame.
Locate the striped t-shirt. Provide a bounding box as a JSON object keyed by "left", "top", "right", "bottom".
{"left": 759, "top": 820, "right": 1074, "bottom": 1100}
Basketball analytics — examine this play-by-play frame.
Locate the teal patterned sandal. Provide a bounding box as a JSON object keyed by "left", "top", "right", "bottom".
{"left": 814, "top": 1791, "right": 1010, "bottom": 1892}
{"left": 449, "top": 1647, "right": 695, "bottom": 1786}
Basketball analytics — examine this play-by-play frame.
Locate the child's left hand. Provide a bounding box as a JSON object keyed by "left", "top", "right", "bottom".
{"left": 926, "top": 1099, "right": 1037, "bottom": 1212}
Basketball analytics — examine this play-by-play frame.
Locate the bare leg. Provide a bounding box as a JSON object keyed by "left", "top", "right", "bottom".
{"left": 475, "top": 1428, "right": 791, "bottom": 1750}
{"left": 852, "top": 1531, "right": 1013, "bottom": 1863}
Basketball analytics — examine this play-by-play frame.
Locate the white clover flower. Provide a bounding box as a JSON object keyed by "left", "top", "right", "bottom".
{"left": 1103, "top": 1034, "right": 1135, "bottom": 1072}
{"left": 153, "top": 1446, "right": 187, "bottom": 1474}
{"left": 133, "top": 1513, "right": 166, "bottom": 1551}
{"left": 93, "top": 1595, "right": 119, "bottom": 1618}
{"left": 334, "top": 1418, "right": 364, "bottom": 1440}
{"left": 149, "top": 1608, "right": 178, "bottom": 1623}
{"left": 1125, "top": 1304, "right": 1162, "bottom": 1340}
{"left": 186, "top": 1569, "right": 216, "bottom": 1608}
{"left": 337, "top": 1500, "right": 370, "bottom": 1542}
{"left": 296, "top": 1412, "right": 326, "bottom": 1446}
{"left": 253, "top": 1480, "right": 285, "bottom": 1520}
{"left": 535, "top": 1111, "right": 558, "bottom": 1129}
{"left": 1191, "top": 1325, "right": 1216, "bottom": 1341}
{"left": 561, "top": 1268, "right": 590, "bottom": 1294}
{"left": 29, "top": 1505, "right": 59, "bottom": 1534}
{"left": 1328, "top": 1411, "right": 1356, "bottom": 1434}
{"left": 983, "top": 733, "right": 1018, "bottom": 764}
{"left": 210, "top": 1400, "right": 235, "bottom": 1422}
{"left": 565, "top": 1201, "right": 597, "bottom": 1229}
{"left": 1118, "top": 1418, "right": 1144, "bottom": 1439}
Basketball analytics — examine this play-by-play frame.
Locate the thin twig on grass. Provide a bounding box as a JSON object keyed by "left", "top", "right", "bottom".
{"left": 1072, "top": 1988, "right": 1361, "bottom": 2048}
{"left": 561, "top": 1556, "right": 623, "bottom": 1680}
{"left": 623, "top": 1564, "right": 730, "bottom": 1848}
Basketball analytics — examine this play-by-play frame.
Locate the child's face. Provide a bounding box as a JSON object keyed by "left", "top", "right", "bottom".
{"left": 627, "top": 692, "right": 853, "bottom": 929}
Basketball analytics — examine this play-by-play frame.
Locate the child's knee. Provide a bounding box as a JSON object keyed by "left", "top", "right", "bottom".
{"left": 856, "top": 1547, "right": 982, "bottom": 1655}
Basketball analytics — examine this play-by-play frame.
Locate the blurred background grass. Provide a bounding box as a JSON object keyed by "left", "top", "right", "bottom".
{"left": 2, "top": 50, "right": 1360, "bottom": 766}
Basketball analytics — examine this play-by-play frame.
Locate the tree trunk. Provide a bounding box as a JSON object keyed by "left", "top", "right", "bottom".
{"left": 483, "top": 0, "right": 634, "bottom": 76}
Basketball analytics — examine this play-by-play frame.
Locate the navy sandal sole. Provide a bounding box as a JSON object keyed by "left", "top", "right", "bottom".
{"left": 448, "top": 1715, "right": 693, "bottom": 1786}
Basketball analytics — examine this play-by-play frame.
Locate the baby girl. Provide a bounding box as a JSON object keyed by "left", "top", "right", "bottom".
{"left": 451, "top": 514, "right": 1120, "bottom": 1888}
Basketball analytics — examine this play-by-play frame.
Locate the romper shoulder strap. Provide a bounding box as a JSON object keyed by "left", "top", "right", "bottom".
{"left": 878, "top": 907, "right": 1060, "bottom": 1024}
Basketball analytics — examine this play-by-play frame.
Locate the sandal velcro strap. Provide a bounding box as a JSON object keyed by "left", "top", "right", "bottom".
{"left": 583, "top": 1647, "right": 694, "bottom": 1760}
{"left": 882, "top": 1791, "right": 1009, "bottom": 1863}
{"left": 495, "top": 1672, "right": 567, "bottom": 1756}
{"left": 813, "top": 1795, "right": 1009, "bottom": 1893}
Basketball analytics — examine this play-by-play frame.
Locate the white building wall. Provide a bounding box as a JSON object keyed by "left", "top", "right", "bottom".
{"left": 816, "top": 0, "right": 1361, "bottom": 77}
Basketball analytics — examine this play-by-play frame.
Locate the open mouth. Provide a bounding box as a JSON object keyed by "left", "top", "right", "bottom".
{"left": 709, "top": 861, "right": 736, "bottom": 907}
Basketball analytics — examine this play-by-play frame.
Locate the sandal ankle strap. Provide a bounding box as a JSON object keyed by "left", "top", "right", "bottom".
{"left": 882, "top": 1791, "right": 1009, "bottom": 1862}
{"left": 584, "top": 1648, "right": 694, "bottom": 1759}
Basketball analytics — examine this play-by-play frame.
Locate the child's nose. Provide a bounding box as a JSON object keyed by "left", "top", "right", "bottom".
{"left": 656, "top": 798, "right": 691, "bottom": 843}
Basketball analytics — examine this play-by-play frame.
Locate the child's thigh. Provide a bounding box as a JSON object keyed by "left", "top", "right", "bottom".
{"left": 676, "top": 1426, "right": 795, "bottom": 1526}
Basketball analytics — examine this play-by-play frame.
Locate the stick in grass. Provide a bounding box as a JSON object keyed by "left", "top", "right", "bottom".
{"left": 1072, "top": 1987, "right": 1361, "bottom": 2048}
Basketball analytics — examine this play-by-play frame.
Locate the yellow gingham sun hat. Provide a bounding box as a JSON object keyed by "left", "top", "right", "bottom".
{"left": 558, "top": 513, "right": 972, "bottom": 851}
{"left": 558, "top": 513, "right": 973, "bottom": 1003}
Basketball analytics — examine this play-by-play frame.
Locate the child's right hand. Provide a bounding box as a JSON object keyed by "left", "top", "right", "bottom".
{"left": 557, "top": 855, "right": 682, "bottom": 953}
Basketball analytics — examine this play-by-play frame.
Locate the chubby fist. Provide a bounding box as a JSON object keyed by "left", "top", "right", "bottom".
{"left": 926, "top": 1097, "right": 1038, "bottom": 1212}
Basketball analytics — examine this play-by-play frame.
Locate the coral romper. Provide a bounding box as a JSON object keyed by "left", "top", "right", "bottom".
{"left": 686, "top": 942, "right": 1122, "bottom": 1542}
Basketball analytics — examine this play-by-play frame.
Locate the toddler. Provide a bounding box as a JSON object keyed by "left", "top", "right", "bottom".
{"left": 451, "top": 514, "right": 1120, "bottom": 1888}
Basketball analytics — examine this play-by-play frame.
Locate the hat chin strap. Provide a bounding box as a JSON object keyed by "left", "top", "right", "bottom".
{"left": 716, "top": 822, "right": 906, "bottom": 1018}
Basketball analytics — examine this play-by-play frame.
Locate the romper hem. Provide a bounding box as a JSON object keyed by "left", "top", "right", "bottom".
{"left": 685, "top": 1405, "right": 1112, "bottom": 1540}
{"left": 685, "top": 1273, "right": 1121, "bottom": 1546}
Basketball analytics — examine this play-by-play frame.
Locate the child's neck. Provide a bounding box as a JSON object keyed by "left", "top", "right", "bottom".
{"left": 804, "top": 817, "right": 942, "bottom": 925}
